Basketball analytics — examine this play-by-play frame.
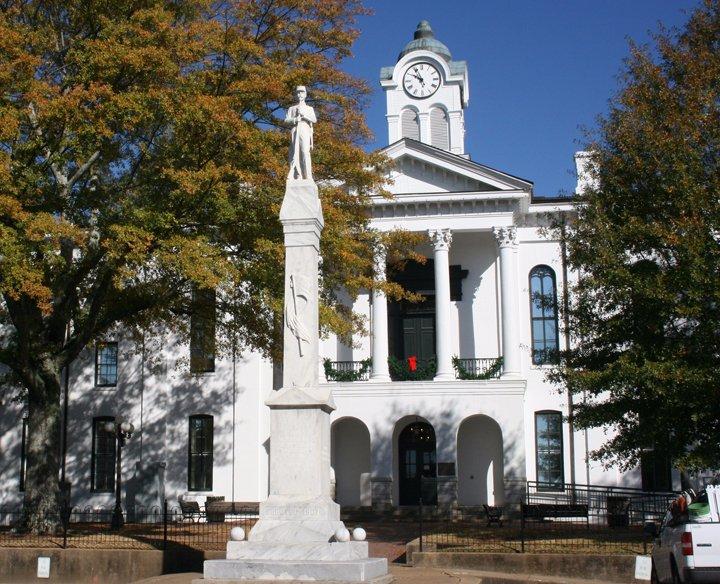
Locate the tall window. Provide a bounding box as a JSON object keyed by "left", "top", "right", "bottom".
{"left": 91, "top": 417, "right": 116, "bottom": 492}
{"left": 529, "top": 265, "right": 559, "bottom": 365}
{"left": 188, "top": 415, "right": 213, "bottom": 491}
{"left": 535, "top": 411, "right": 564, "bottom": 490}
{"left": 401, "top": 109, "right": 420, "bottom": 140}
{"left": 190, "top": 288, "right": 216, "bottom": 373}
{"left": 430, "top": 107, "right": 449, "bottom": 150}
{"left": 641, "top": 447, "right": 672, "bottom": 492}
{"left": 19, "top": 417, "right": 28, "bottom": 491}
{"left": 95, "top": 342, "right": 118, "bottom": 386}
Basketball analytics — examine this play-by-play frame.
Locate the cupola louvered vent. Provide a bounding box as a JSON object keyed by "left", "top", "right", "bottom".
{"left": 401, "top": 109, "right": 420, "bottom": 140}
{"left": 430, "top": 108, "right": 449, "bottom": 150}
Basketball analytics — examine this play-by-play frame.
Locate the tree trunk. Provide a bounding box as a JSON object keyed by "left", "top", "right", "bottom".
{"left": 22, "top": 358, "right": 62, "bottom": 533}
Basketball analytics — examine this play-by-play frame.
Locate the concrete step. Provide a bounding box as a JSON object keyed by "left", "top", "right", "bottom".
{"left": 439, "top": 569, "right": 624, "bottom": 584}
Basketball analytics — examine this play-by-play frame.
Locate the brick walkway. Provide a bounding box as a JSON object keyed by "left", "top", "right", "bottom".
{"left": 357, "top": 520, "right": 420, "bottom": 564}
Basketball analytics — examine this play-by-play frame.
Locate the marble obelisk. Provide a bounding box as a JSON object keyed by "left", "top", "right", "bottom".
{"left": 198, "top": 87, "right": 391, "bottom": 583}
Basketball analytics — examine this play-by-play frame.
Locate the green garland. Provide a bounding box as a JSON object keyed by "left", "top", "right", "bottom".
{"left": 452, "top": 356, "right": 504, "bottom": 380}
{"left": 388, "top": 356, "right": 437, "bottom": 381}
{"left": 323, "top": 358, "right": 371, "bottom": 382}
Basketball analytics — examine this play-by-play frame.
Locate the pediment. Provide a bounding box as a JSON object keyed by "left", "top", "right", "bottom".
{"left": 382, "top": 139, "right": 533, "bottom": 195}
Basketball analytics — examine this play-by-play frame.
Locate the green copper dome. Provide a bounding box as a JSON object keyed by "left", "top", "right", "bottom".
{"left": 398, "top": 21, "right": 452, "bottom": 62}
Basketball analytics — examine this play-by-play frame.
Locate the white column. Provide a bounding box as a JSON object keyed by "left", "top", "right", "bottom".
{"left": 418, "top": 111, "right": 430, "bottom": 145}
{"left": 493, "top": 226, "right": 521, "bottom": 378}
{"left": 448, "top": 111, "right": 465, "bottom": 155}
{"left": 370, "top": 246, "right": 391, "bottom": 382}
{"left": 386, "top": 114, "right": 400, "bottom": 144}
{"left": 429, "top": 228, "right": 454, "bottom": 381}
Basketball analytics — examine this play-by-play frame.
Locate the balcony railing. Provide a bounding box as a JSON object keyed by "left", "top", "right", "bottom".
{"left": 323, "top": 359, "right": 371, "bottom": 382}
{"left": 452, "top": 357, "right": 503, "bottom": 379}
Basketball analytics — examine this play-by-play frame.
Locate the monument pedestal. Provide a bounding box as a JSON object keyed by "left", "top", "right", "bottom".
{"left": 197, "top": 178, "right": 392, "bottom": 582}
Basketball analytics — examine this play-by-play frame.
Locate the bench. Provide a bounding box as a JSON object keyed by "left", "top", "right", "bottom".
{"left": 179, "top": 500, "right": 202, "bottom": 523}
{"left": 483, "top": 504, "right": 504, "bottom": 527}
{"left": 205, "top": 501, "right": 260, "bottom": 522}
{"left": 522, "top": 503, "right": 589, "bottom": 524}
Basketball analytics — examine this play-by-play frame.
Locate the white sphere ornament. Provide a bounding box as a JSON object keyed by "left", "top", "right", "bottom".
{"left": 352, "top": 527, "right": 366, "bottom": 541}
{"left": 334, "top": 527, "right": 351, "bottom": 542}
{"left": 230, "top": 527, "right": 245, "bottom": 541}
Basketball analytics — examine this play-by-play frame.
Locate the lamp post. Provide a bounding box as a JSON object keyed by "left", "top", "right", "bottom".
{"left": 105, "top": 420, "right": 135, "bottom": 530}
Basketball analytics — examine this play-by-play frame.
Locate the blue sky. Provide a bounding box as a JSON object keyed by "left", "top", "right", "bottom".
{"left": 341, "top": 1, "right": 699, "bottom": 196}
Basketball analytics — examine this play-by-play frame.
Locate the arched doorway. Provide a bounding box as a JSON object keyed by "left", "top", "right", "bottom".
{"left": 398, "top": 421, "right": 437, "bottom": 506}
{"left": 331, "top": 418, "right": 371, "bottom": 506}
{"left": 457, "top": 415, "right": 504, "bottom": 506}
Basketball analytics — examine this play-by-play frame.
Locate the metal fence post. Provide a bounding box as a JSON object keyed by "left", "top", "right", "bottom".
{"left": 163, "top": 499, "right": 168, "bottom": 551}
{"left": 520, "top": 501, "right": 525, "bottom": 553}
{"left": 418, "top": 491, "right": 423, "bottom": 553}
{"left": 62, "top": 500, "right": 69, "bottom": 549}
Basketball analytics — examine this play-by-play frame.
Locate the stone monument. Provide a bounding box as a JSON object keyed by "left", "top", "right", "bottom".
{"left": 196, "top": 88, "right": 392, "bottom": 583}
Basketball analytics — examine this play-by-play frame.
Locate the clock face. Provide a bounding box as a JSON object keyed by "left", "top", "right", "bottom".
{"left": 403, "top": 63, "right": 441, "bottom": 98}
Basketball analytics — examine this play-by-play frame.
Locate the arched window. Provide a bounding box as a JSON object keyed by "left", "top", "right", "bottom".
{"left": 430, "top": 108, "right": 449, "bottom": 150}
{"left": 401, "top": 109, "right": 420, "bottom": 140}
{"left": 535, "top": 411, "right": 563, "bottom": 490}
{"left": 188, "top": 415, "right": 214, "bottom": 491}
{"left": 529, "top": 265, "right": 559, "bottom": 365}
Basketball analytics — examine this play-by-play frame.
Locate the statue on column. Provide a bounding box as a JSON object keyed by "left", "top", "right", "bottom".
{"left": 286, "top": 85, "right": 316, "bottom": 181}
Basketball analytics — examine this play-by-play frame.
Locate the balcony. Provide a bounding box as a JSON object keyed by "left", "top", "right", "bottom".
{"left": 322, "top": 356, "right": 502, "bottom": 383}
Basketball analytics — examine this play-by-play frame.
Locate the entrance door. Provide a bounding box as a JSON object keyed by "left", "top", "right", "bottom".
{"left": 389, "top": 295, "right": 436, "bottom": 369}
{"left": 402, "top": 312, "right": 435, "bottom": 364}
{"left": 398, "top": 422, "right": 437, "bottom": 506}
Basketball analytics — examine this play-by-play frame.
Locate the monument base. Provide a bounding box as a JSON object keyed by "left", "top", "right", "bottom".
{"left": 194, "top": 557, "right": 392, "bottom": 583}
{"left": 227, "top": 541, "right": 369, "bottom": 561}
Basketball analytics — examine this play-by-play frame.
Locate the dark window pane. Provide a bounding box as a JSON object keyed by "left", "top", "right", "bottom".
{"left": 190, "top": 288, "right": 216, "bottom": 373}
{"left": 92, "top": 417, "right": 116, "bottom": 492}
{"left": 535, "top": 412, "right": 563, "bottom": 489}
{"left": 188, "top": 415, "right": 213, "bottom": 491}
{"left": 529, "top": 266, "right": 559, "bottom": 364}
{"left": 96, "top": 343, "right": 118, "bottom": 386}
{"left": 19, "top": 418, "right": 28, "bottom": 491}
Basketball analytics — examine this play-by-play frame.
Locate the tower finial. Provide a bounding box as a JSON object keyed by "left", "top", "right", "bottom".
{"left": 415, "top": 20, "right": 434, "bottom": 39}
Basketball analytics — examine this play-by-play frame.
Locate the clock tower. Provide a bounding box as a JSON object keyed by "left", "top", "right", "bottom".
{"left": 380, "top": 21, "right": 469, "bottom": 155}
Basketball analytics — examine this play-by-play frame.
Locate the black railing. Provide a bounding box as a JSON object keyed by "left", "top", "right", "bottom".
{"left": 411, "top": 477, "right": 669, "bottom": 555}
{"left": 0, "top": 502, "right": 258, "bottom": 550}
{"left": 417, "top": 502, "right": 653, "bottom": 555}
{"left": 324, "top": 359, "right": 371, "bottom": 382}
{"left": 526, "top": 480, "right": 677, "bottom": 524}
{"left": 453, "top": 357, "right": 503, "bottom": 379}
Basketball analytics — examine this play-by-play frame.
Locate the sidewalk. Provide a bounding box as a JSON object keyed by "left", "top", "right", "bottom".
{"left": 132, "top": 565, "right": 624, "bottom": 584}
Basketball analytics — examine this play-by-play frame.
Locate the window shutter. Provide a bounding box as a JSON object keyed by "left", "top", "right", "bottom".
{"left": 430, "top": 108, "right": 449, "bottom": 150}
{"left": 401, "top": 109, "right": 419, "bottom": 140}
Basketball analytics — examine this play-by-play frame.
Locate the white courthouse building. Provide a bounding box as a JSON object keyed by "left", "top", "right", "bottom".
{"left": 0, "top": 22, "right": 677, "bottom": 512}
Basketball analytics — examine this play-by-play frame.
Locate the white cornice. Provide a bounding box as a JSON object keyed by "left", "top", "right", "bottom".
{"left": 371, "top": 189, "right": 528, "bottom": 206}
{"left": 323, "top": 378, "right": 526, "bottom": 398}
{"left": 383, "top": 139, "right": 533, "bottom": 192}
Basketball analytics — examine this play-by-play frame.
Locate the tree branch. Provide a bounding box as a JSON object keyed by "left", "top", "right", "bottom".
{"left": 27, "top": 102, "right": 67, "bottom": 190}
{"left": 66, "top": 150, "right": 100, "bottom": 193}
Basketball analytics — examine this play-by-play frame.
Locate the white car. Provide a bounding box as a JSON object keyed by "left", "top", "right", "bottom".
{"left": 650, "top": 509, "right": 720, "bottom": 583}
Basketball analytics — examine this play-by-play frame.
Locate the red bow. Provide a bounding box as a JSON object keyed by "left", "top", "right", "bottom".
{"left": 407, "top": 356, "right": 417, "bottom": 372}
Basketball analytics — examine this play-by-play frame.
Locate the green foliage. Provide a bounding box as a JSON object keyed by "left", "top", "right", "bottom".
{"left": 0, "top": 0, "right": 418, "bottom": 528}
{"left": 322, "top": 358, "right": 371, "bottom": 382}
{"left": 452, "top": 356, "right": 503, "bottom": 380}
{"left": 551, "top": 0, "right": 720, "bottom": 472}
{"left": 388, "top": 355, "right": 436, "bottom": 381}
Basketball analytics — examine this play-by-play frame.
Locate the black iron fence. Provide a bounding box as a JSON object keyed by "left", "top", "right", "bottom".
{"left": 0, "top": 502, "right": 257, "bottom": 551}
{"left": 526, "top": 480, "right": 677, "bottom": 525}
{"left": 413, "top": 479, "right": 677, "bottom": 555}
{"left": 417, "top": 503, "right": 654, "bottom": 555}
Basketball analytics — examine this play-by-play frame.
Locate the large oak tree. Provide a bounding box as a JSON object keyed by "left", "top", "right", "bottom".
{"left": 0, "top": 0, "right": 416, "bottom": 530}
{"left": 554, "top": 0, "right": 720, "bottom": 476}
